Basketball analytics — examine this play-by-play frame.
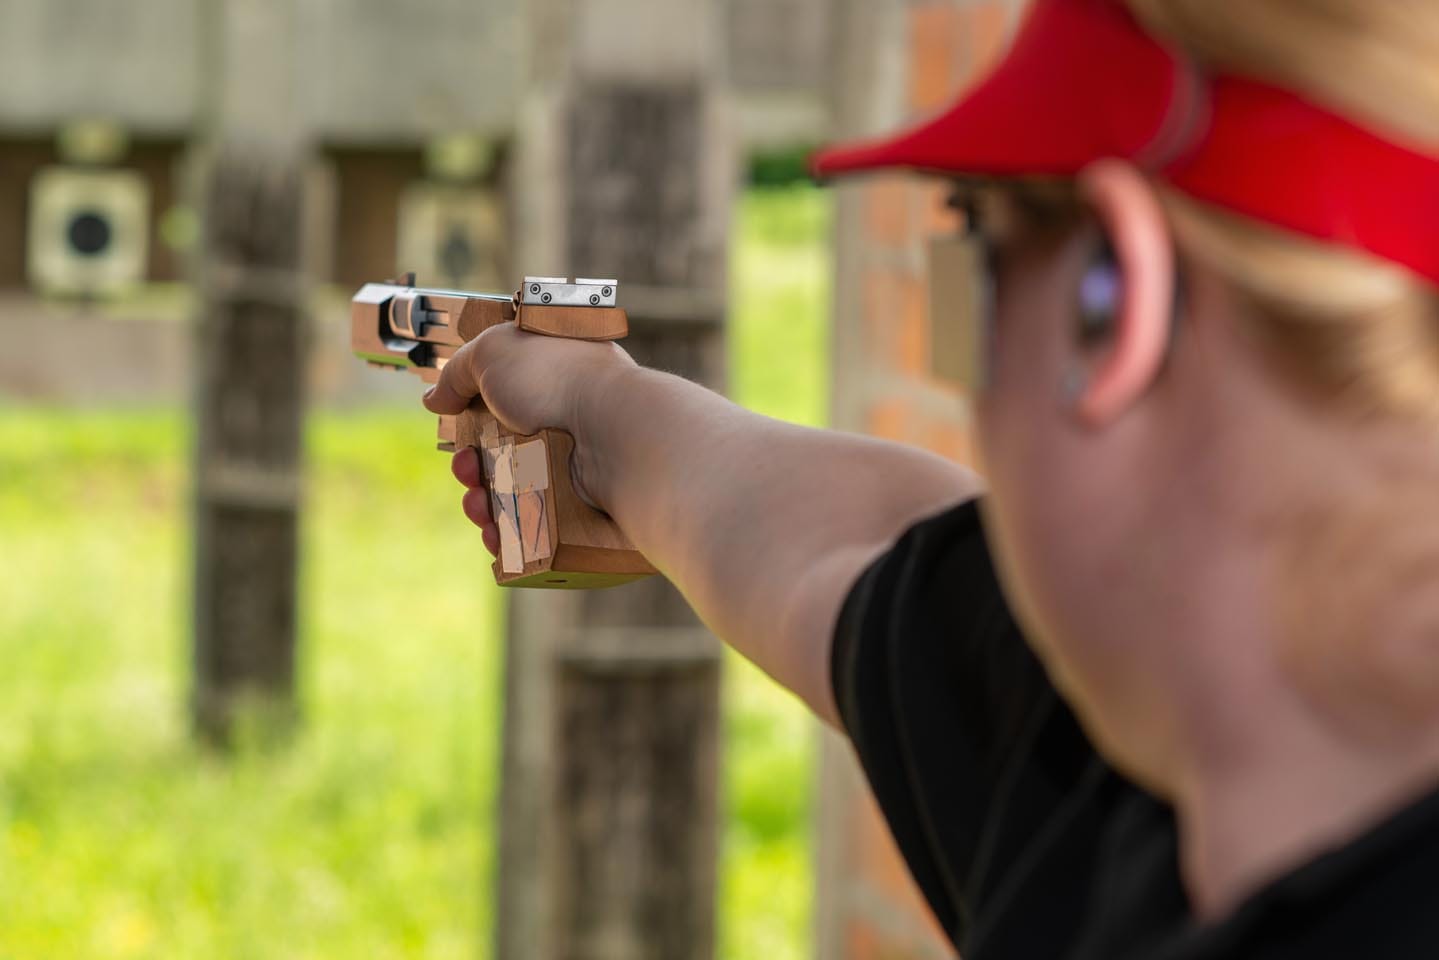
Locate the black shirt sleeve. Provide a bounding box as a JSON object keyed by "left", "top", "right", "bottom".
{"left": 831, "top": 499, "right": 1121, "bottom": 955}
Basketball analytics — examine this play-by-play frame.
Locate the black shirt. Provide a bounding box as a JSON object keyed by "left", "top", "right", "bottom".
{"left": 831, "top": 500, "right": 1439, "bottom": 959}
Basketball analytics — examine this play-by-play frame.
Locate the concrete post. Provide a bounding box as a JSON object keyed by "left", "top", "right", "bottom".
{"left": 496, "top": 1, "right": 736, "bottom": 957}
{"left": 189, "top": 0, "right": 316, "bottom": 743}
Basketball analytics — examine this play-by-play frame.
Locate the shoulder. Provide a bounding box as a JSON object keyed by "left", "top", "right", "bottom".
{"left": 832, "top": 498, "right": 1044, "bottom": 753}
{"left": 830, "top": 498, "right": 1133, "bottom": 951}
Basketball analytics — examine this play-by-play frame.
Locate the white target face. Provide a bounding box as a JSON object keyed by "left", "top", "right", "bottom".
{"left": 27, "top": 166, "right": 150, "bottom": 297}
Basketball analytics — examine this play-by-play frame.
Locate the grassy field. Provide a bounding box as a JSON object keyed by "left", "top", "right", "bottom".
{"left": 0, "top": 186, "right": 832, "bottom": 959}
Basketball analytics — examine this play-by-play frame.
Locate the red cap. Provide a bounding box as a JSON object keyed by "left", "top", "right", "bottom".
{"left": 813, "top": 0, "right": 1439, "bottom": 289}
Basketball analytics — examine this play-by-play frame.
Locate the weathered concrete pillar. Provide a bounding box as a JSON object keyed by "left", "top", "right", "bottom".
{"left": 497, "top": 1, "right": 735, "bottom": 958}
{"left": 190, "top": 0, "right": 316, "bottom": 743}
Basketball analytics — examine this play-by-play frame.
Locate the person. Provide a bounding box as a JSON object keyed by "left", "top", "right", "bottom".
{"left": 424, "top": 0, "right": 1439, "bottom": 954}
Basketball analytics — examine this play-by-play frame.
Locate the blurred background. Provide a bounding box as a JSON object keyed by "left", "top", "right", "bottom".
{"left": 0, "top": 0, "right": 1026, "bottom": 957}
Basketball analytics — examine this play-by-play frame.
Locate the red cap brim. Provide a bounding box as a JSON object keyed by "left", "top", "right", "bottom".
{"left": 812, "top": 0, "right": 1182, "bottom": 181}
{"left": 811, "top": 0, "right": 1439, "bottom": 290}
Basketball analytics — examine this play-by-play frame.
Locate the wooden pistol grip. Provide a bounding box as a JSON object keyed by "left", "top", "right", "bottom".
{"left": 454, "top": 401, "right": 654, "bottom": 590}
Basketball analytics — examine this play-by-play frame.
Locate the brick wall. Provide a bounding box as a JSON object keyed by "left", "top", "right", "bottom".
{"left": 817, "top": 1, "right": 1025, "bottom": 958}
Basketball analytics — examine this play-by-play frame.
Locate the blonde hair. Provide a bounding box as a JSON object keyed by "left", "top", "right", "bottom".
{"left": 1123, "top": 0, "right": 1439, "bottom": 422}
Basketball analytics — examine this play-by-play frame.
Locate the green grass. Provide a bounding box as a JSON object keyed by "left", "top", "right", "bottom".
{"left": 0, "top": 185, "right": 832, "bottom": 959}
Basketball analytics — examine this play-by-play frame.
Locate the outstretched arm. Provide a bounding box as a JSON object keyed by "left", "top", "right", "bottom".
{"left": 425, "top": 323, "right": 981, "bottom": 725}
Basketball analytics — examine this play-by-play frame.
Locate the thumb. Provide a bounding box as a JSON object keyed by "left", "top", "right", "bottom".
{"left": 422, "top": 342, "right": 487, "bottom": 415}
{"left": 422, "top": 374, "right": 473, "bottom": 415}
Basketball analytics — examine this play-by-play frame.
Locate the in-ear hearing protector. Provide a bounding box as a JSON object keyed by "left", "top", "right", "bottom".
{"left": 1062, "top": 236, "right": 1118, "bottom": 407}
{"left": 1077, "top": 234, "right": 1185, "bottom": 346}
{"left": 1063, "top": 233, "right": 1184, "bottom": 407}
{"left": 1078, "top": 238, "right": 1120, "bottom": 346}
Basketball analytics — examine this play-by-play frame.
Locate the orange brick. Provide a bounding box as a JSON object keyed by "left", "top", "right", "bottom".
{"left": 862, "top": 264, "right": 929, "bottom": 376}
{"left": 868, "top": 398, "right": 974, "bottom": 464}
{"left": 909, "top": 1, "right": 1013, "bottom": 115}
{"left": 923, "top": 416, "right": 974, "bottom": 464}
{"left": 843, "top": 921, "right": 877, "bottom": 960}
{"left": 866, "top": 397, "right": 916, "bottom": 442}
{"left": 907, "top": 4, "right": 962, "bottom": 113}
{"left": 956, "top": 1, "right": 1014, "bottom": 87}
{"left": 895, "top": 273, "right": 930, "bottom": 376}
{"left": 863, "top": 178, "right": 913, "bottom": 251}
{"left": 862, "top": 270, "right": 896, "bottom": 367}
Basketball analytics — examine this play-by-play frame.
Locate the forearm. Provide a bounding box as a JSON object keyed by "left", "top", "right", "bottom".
{"left": 575, "top": 364, "right": 982, "bottom": 721}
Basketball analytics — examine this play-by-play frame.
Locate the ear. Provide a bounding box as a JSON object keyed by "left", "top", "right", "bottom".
{"left": 1071, "top": 160, "right": 1177, "bottom": 427}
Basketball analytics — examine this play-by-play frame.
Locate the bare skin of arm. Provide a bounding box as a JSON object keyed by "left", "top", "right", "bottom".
{"left": 425, "top": 323, "right": 981, "bottom": 725}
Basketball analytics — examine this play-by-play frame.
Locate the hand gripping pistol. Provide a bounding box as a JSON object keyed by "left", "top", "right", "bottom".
{"left": 352, "top": 274, "right": 656, "bottom": 589}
